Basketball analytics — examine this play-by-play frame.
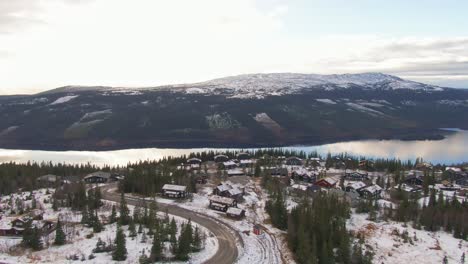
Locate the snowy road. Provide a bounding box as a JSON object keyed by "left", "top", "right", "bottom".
{"left": 100, "top": 183, "right": 242, "bottom": 264}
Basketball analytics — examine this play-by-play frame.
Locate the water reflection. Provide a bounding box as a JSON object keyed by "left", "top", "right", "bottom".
{"left": 0, "top": 131, "right": 467, "bottom": 166}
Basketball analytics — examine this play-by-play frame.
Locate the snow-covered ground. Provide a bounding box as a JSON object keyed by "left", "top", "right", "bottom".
{"left": 155, "top": 180, "right": 292, "bottom": 264}
{"left": 347, "top": 212, "right": 467, "bottom": 264}
{"left": 0, "top": 189, "right": 216, "bottom": 264}
{"left": 49, "top": 95, "right": 79, "bottom": 105}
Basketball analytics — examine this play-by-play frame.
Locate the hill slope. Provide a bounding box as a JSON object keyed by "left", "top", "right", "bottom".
{"left": 0, "top": 73, "right": 467, "bottom": 150}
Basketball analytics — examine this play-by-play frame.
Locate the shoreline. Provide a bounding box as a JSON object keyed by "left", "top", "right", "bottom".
{"left": 0, "top": 131, "right": 450, "bottom": 152}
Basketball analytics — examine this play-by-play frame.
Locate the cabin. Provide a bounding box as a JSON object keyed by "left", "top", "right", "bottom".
{"left": 315, "top": 176, "right": 339, "bottom": 188}
{"left": 345, "top": 181, "right": 367, "bottom": 193}
{"left": 268, "top": 167, "right": 288, "bottom": 177}
{"left": 415, "top": 162, "right": 433, "bottom": 171}
{"left": 344, "top": 171, "right": 369, "bottom": 181}
{"left": 213, "top": 184, "right": 244, "bottom": 201}
{"left": 0, "top": 217, "right": 22, "bottom": 236}
{"left": 406, "top": 170, "right": 424, "bottom": 178}
{"left": 227, "top": 168, "right": 245, "bottom": 177}
{"left": 226, "top": 207, "right": 245, "bottom": 219}
{"left": 84, "top": 171, "right": 111, "bottom": 183}
{"left": 399, "top": 183, "right": 422, "bottom": 194}
{"left": 214, "top": 184, "right": 232, "bottom": 196}
{"left": 214, "top": 154, "right": 229, "bottom": 163}
{"left": 239, "top": 159, "right": 255, "bottom": 168}
{"left": 359, "top": 160, "right": 374, "bottom": 168}
{"left": 285, "top": 157, "right": 303, "bottom": 166}
{"left": 404, "top": 176, "right": 423, "bottom": 186}
{"left": 162, "top": 184, "right": 188, "bottom": 198}
{"left": 358, "top": 184, "right": 383, "bottom": 199}
{"left": 292, "top": 168, "right": 318, "bottom": 183}
{"left": 36, "top": 174, "right": 61, "bottom": 186}
{"left": 236, "top": 152, "right": 250, "bottom": 160}
{"left": 223, "top": 160, "right": 238, "bottom": 170}
{"left": 209, "top": 195, "right": 237, "bottom": 212}
{"left": 309, "top": 158, "right": 322, "bottom": 167}
{"left": 187, "top": 158, "right": 202, "bottom": 170}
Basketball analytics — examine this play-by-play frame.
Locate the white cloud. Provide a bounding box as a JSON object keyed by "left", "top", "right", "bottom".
{"left": 0, "top": 0, "right": 467, "bottom": 94}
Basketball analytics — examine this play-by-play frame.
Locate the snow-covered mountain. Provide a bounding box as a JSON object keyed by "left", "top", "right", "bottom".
{"left": 170, "top": 72, "right": 445, "bottom": 98}
{"left": 37, "top": 73, "right": 445, "bottom": 99}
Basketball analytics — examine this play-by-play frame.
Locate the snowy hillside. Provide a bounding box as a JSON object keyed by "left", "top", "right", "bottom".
{"left": 164, "top": 72, "right": 444, "bottom": 98}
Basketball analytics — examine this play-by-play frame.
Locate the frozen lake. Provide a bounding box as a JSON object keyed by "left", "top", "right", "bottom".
{"left": 1, "top": 130, "right": 467, "bottom": 166}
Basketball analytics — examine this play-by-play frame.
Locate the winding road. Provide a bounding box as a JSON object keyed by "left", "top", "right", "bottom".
{"left": 100, "top": 183, "right": 241, "bottom": 264}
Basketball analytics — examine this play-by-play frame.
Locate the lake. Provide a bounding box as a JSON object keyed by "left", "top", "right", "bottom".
{"left": 1, "top": 130, "right": 467, "bottom": 166}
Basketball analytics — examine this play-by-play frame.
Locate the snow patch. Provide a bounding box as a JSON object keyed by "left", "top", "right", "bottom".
{"left": 49, "top": 95, "right": 79, "bottom": 105}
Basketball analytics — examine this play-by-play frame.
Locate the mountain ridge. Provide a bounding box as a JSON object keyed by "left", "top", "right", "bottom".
{"left": 22, "top": 72, "right": 452, "bottom": 97}
{"left": 0, "top": 72, "right": 467, "bottom": 151}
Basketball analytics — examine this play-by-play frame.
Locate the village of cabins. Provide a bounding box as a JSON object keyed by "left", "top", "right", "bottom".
{"left": 1, "top": 152, "right": 467, "bottom": 239}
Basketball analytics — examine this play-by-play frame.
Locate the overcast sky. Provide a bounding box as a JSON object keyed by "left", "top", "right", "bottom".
{"left": 0, "top": 0, "right": 467, "bottom": 95}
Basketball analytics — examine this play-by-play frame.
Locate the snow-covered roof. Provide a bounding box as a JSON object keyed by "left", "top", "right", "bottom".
{"left": 84, "top": 171, "right": 111, "bottom": 179}
{"left": 209, "top": 195, "right": 235, "bottom": 205}
{"left": 227, "top": 168, "right": 244, "bottom": 175}
{"left": 227, "top": 187, "right": 243, "bottom": 196}
{"left": 187, "top": 158, "right": 202, "bottom": 163}
{"left": 226, "top": 207, "right": 244, "bottom": 216}
{"left": 291, "top": 184, "right": 308, "bottom": 191}
{"left": 216, "top": 184, "right": 232, "bottom": 192}
{"left": 347, "top": 181, "right": 367, "bottom": 190}
{"left": 223, "top": 161, "right": 237, "bottom": 166}
{"left": 240, "top": 159, "right": 255, "bottom": 164}
{"left": 446, "top": 167, "right": 462, "bottom": 172}
{"left": 322, "top": 176, "right": 339, "bottom": 185}
{"left": 362, "top": 184, "right": 382, "bottom": 194}
{"left": 162, "top": 184, "right": 187, "bottom": 192}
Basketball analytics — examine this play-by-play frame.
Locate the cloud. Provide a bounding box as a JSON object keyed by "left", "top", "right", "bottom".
{"left": 0, "top": 0, "right": 467, "bottom": 94}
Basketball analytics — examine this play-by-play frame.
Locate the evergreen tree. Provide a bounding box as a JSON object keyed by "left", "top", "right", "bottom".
{"left": 192, "top": 226, "right": 202, "bottom": 251}
{"left": 129, "top": 219, "right": 137, "bottom": 238}
{"left": 150, "top": 232, "right": 162, "bottom": 262}
{"left": 119, "top": 192, "right": 130, "bottom": 225}
{"left": 81, "top": 206, "right": 90, "bottom": 226}
{"left": 54, "top": 220, "right": 66, "bottom": 245}
{"left": 109, "top": 205, "right": 117, "bottom": 224}
{"left": 29, "top": 227, "right": 43, "bottom": 251}
{"left": 112, "top": 227, "right": 127, "bottom": 261}
{"left": 92, "top": 211, "right": 103, "bottom": 233}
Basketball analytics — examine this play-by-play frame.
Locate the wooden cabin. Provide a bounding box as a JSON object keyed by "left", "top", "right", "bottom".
{"left": 162, "top": 184, "right": 188, "bottom": 198}
{"left": 209, "top": 195, "right": 237, "bottom": 212}
{"left": 285, "top": 157, "right": 303, "bottom": 166}
{"left": 84, "top": 171, "right": 111, "bottom": 183}
{"left": 226, "top": 207, "right": 245, "bottom": 219}
{"left": 315, "top": 176, "right": 339, "bottom": 188}
{"left": 214, "top": 154, "right": 229, "bottom": 163}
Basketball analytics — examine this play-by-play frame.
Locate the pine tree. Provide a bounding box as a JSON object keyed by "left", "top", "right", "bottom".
{"left": 128, "top": 219, "right": 137, "bottom": 238}
{"left": 54, "top": 220, "right": 66, "bottom": 245}
{"left": 110, "top": 205, "right": 117, "bottom": 224}
{"left": 192, "top": 226, "right": 202, "bottom": 251}
{"left": 30, "top": 227, "right": 43, "bottom": 251}
{"left": 92, "top": 211, "right": 103, "bottom": 233}
{"left": 150, "top": 232, "right": 162, "bottom": 262}
{"left": 112, "top": 227, "right": 127, "bottom": 261}
{"left": 138, "top": 223, "right": 143, "bottom": 234}
{"left": 141, "top": 229, "right": 147, "bottom": 243}
{"left": 119, "top": 192, "right": 130, "bottom": 225}
{"left": 52, "top": 198, "right": 58, "bottom": 211}
{"left": 81, "top": 206, "right": 90, "bottom": 226}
